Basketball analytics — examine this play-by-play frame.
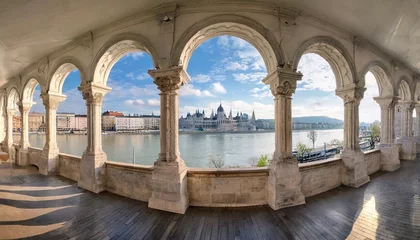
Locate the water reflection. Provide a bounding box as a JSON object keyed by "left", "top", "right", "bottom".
{"left": 28, "top": 129, "right": 344, "bottom": 167}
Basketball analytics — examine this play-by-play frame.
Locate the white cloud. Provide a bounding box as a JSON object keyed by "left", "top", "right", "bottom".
{"left": 293, "top": 95, "right": 344, "bottom": 120}
{"left": 125, "top": 99, "right": 145, "bottom": 105}
{"left": 217, "top": 36, "right": 230, "bottom": 47}
{"left": 136, "top": 73, "right": 150, "bottom": 81}
{"left": 125, "top": 72, "right": 135, "bottom": 79}
{"left": 147, "top": 98, "right": 160, "bottom": 106}
{"left": 230, "top": 37, "right": 248, "bottom": 49}
{"left": 296, "top": 53, "right": 336, "bottom": 92}
{"left": 232, "top": 72, "right": 267, "bottom": 83}
{"left": 211, "top": 82, "right": 227, "bottom": 94}
{"left": 192, "top": 74, "right": 211, "bottom": 83}
{"left": 226, "top": 62, "right": 248, "bottom": 71}
{"left": 249, "top": 86, "right": 271, "bottom": 99}
{"left": 179, "top": 84, "right": 214, "bottom": 97}
{"left": 57, "top": 89, "right": 86, "bottom": 114}
{"left": 126, "top": 52, "right": 145, "bottom": 60}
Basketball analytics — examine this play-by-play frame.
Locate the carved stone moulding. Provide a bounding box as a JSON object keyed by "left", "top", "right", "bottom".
{"left": 262, "top": 65, "right": 302, "bottom": 97}
{"left": 149, "top": 66, "right": 191, "bottom": 92}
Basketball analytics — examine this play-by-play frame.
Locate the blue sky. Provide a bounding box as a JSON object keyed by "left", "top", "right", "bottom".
{"left": 31, "top": 36, "right": 381, "bottom": 122}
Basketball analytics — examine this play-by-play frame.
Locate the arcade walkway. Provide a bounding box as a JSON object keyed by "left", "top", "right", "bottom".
{"left": 1, "top": 159, "right": 420, "bottom": 240}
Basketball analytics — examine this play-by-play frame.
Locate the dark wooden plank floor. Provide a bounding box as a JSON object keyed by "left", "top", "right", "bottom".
{"left": 1, "top": 159, "right": 420, "bottom": 240}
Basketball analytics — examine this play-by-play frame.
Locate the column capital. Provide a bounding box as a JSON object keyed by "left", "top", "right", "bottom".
{"left": 41, "top": 93, "right": 66, "bottom": 110}
{"left": 336, "top": 85, "right": 365, "bottom": 105}
{"left": 148, "top": 66, "right": 191, "bottom": 92}
{"left": 397, "top": 101, "right": 415, "bottom": 111}
{"left": 6, "top": 109, "right": 15, "bottom": 116}
{"left": 17, "top": 101, "right": 33, "bottom": 112}
{"left": 374, "top": 96, "right": 399, "bottom": 108}
{"left": 263, "top": 65, "right": 302, "bottom": 97}
{"left": 79, "top": 82, "right": 111, "bottom": 105}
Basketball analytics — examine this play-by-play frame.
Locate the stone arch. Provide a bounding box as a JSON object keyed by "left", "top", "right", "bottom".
{"left": 7, "top": 87, "right": 20, "bottom": 110}
{"left": 397, "top": 78, "right": 411, "bottom": 101}
{"left": 172, "top": 15, "right": 283, "bottom": 73}
{"left": 292, "top": 36, "right": 357, "bottom": 89}
{"left": 48, "top": 57, "right": 85, "bottom": 95}
{"left": 21, "top": 77, "right": 42, "bottom": 103}
{"left": 91, "top": 33, "right": 159, "bottom": 85}
{"left": 359, "top": 61, "right": 393, "bottom": 97}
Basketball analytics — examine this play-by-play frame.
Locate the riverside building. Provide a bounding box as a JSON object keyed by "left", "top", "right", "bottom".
{"left": 179, "top": 103, "right": 256, "bottom": 132}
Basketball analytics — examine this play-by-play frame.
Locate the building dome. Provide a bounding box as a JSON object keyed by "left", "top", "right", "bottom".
{"left": 242, "top": 113, "right": 249, "bottom": 119}
{"left": 217, "top": 103, "right": 224, "bottom": 113}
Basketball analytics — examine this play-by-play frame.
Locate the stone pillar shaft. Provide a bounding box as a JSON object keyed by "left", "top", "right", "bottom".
{"left": 78, "top": 83, "right": 110, "bottom": 193}
{"left": 374, "top": 96, "right": 400, "bottom": 171}
{"left": 263, "top": 66, "right": 305, "bottom": 210}
{"left": 148, "top": 66, "right": 190, "bottom": 214}
{"left": 40, "top": 93, "right": 65, "bottom": 175}
{"left": 159, "top": 90, "right": 180, "bottom": 162}
{"left": 396, "top": 101, "right": 416, "bottom": 160}
{"left": 336, "top": 86, "right": 369, "bottom": 187}
{"left": 17, "top": 101, "right": 32, "bottom": 166}
{"left": 6, "top": 109, "right": 14, "bottom": 152}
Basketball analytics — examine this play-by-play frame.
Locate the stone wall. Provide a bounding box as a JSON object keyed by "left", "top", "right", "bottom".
{"left": 28, "top": 147, "right": 42, "bottom": 168}
{"left": 187, "top": 168, "right": 269, "bottom": 207}
{"left": 58, "top": 153, "right": 81, "bottom": 181}
{"left": 299, "top": 158, "right": 342, "bottom": 197}
{"left": 105, "top": 162, "right": 153, "bottom": 202}
{"left": 364, "top": 149, "right": 381, "bottom": 175}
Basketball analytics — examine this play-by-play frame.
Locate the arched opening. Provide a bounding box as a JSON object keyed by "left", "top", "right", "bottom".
{"left": 395, "top": 79, "right": 412, "bottom": 140}
{"left": 21, "top": 78, "right": 43, "bottom": 148}
{"left": 359, "top": 63, "right": 393, "bottom": 149}
{"left": 179, "top": 35, "right": 270, "bottom": 168}
{"left": 293, "top": 53, "right": 345, "bottom": 162}
{"left": 292, "top": 38, "right": 356, "bottom": 162}
{"left": 28, "top": 64, "right": 85, "bottom": 155}
{"left": 100, "top": 50, "right": 159, "bottom": 165}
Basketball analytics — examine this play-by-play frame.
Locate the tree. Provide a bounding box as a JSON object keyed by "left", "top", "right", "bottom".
{"left": 257, "top": 154, "right": 268, "bottom": 167}
{"left": 296, "top": 142, "right": 312, "bottom": 159}
{"left": 307, "top": 130, "right": 318, "bottom": 149}
{"left": 208, "top": 154, "right": 225, "bottom": 168}
{"left": 369, "top": 121, "right": 381, "bottom": 148}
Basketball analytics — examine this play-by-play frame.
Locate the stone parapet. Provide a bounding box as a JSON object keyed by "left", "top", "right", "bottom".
{"left": 378, "top": 143, "right": 400, "bottom": 171}
{"left": 340, "top": 149, "right": 370, "bottom": 188}
{"left": 396, "top": 137, "right": 416, "bottom": 160}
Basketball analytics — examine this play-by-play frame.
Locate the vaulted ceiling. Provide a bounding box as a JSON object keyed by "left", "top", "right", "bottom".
{"left": 0, "top": 0, "right": 419, "bottom": 85}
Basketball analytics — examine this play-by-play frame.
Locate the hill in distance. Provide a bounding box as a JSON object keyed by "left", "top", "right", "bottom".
{"left": 292, "top": 116, "right": 343, "bottom": 124}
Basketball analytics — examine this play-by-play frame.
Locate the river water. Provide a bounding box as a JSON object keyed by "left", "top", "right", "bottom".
{"left": 27, "top": 129, "right": 343, "bottom": 168}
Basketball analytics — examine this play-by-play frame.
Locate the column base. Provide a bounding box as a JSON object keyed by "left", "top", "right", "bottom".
{"left": 39, "top": 146, "right": 60, "bottom": 175}
{"left": 267, "top": 156, "right": 305, "bottom": 210}
{"left": 396, "top": 137, "right": 416, "bottom": 160}
{"left": 378, "top": 143, "right": 400, "bottom": 171}
{"left": 341, "top": 149, "right": 370, "bottom": 188}
{"left": 415, "top": 136, "right": 420, "bottom": 153}
{"left": 148, "top": 159, "right": 189, "bottom": 214}
{"left": 78, "top": 151, "right": 107, "bottom": 193}
{"left": 17, "top": 147, "right": 29, "bottom": 166}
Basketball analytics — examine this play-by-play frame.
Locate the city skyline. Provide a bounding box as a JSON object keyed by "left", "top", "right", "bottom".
{"left": 28, "top": 36, "right": 382, "bottom": 123}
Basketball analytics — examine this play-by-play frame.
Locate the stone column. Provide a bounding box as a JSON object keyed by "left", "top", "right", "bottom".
{"left": 6, "top": 109, "right": 15, "bottom": 156}
{"left": 148, "top": 66, "right": 190, "bottom": 214}
{"left": 415, "top": 104, "right": 420, "bottom": 153}
{"left": 374, "top": 96, "right": 400, "bottom": 171}
{"left": 17, "top": 101, "right": 32, "bottom": 166}
{"left": 262, "top": 66, "right": 305, "bottom": 210}
{"left": 40, "top": 93, "right": 66, "bottom": 175}
{"left": 78, "top": 83, "right": 111, "bottom": 193}
{"left": 336, "top": 86, "right": 370, "bottom": 187}
{"left": 396, "top": 101, "right": 416, "bottom": 160}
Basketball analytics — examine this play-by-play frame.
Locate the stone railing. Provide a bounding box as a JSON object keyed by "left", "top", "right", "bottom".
{"left": 364, "top": 149, "right": 381, "bottom": 175}
{"left": 23, "top": 150, "right": 382, "bottom": 208}
{"left": 298, "top": 158, "right": 342, "bottom": 197}
{"left": 28, "top": 147, "right": 43, "bottom": 167}
{"left": 187, "top": 167, "right": 269, "bottom": 207}
{"left": 105, "top": 161, "right": 153, "bottom": 202}
{"left": 59, "top": 153, "right": 81, "bottom": 181}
